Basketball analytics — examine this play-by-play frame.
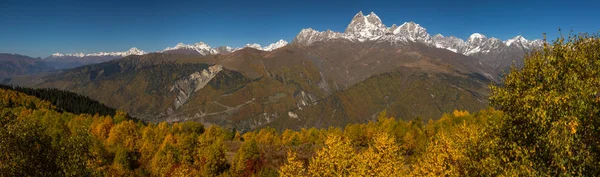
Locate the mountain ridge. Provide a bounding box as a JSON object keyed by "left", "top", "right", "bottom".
{"left": 294, "top": 11, "right": 543, "bottom": 57}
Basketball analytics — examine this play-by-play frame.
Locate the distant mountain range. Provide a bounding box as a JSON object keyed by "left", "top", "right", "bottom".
{"left": 0, "top": 54, "right": 54, "bottom": 79}
{"left": 44, "top": 47, "right": 146, "bottom": 69}
{"left": 46, "top": 39, "right": 289, "bottom": 69}
{"left": 0, "top": 39, "right": 290, "bottom": 77}
{"left": 3, "top": 11, "right": 544, "bottom": 131}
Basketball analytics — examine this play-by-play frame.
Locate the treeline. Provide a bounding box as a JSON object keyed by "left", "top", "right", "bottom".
{"left": 0, "top": 84, "right": 137, "bottom": 121}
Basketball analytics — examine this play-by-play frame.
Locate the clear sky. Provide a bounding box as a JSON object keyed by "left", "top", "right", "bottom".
{"left": 1, "top": 0, "right": 599, "bottom": 58}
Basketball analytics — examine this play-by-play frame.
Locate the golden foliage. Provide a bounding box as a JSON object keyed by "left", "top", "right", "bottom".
{"left": 307, "top": 134, "right": 357, "bottom": 177}
{"left": 279, "top": 150, "right": 306, "bottom": 177}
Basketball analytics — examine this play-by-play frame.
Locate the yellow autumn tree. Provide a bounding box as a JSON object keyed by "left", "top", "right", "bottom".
{"left": 106, "top": 120, "right": 139, "bottom": 151}
{"left": 355, "top": 133, "right": 404, "bottom": 177}
{"left": 89, "top": 116, "right": 113, "bottom": 142}
{"left": 411, "top": 122, "right": 479, "bottom": 176}
{"left": 150, "top": 133, "right": 178, "bottom": 176}
{"left": 279, "top": 150, "right": 307, "bottom": 177}
{"left": 307, "top": 133, "right": 357, "bottom": 176}
{"left": 231, "top": 139, "right": 263, "bottom": 177}
{"left": 488, "top": 33, "right": 600, "bottom": 175}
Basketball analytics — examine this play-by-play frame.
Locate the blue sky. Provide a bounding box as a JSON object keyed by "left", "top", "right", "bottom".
{"left": 1, "top": 0, "right": 598, "bottom": 58}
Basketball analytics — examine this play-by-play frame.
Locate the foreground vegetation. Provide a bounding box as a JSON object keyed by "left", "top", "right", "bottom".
{"left": 1, "top": 33, "right": 599, "bottom": 176}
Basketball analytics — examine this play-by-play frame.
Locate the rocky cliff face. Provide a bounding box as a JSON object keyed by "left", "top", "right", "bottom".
{"left": 171, "top": 64, "right": 223, "bottom": 110}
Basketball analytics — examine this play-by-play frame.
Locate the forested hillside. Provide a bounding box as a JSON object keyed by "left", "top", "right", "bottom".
{"left": 1, "top": 34, "right": 600, "bottom": 176}
{"left": 0, "top": 84, "right": 136, "bottom": 120}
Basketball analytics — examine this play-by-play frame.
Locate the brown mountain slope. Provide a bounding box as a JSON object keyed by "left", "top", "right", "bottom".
{"left": 269, "top": 66, "right": 490, "bottom": 130}
{"left": 4, "top": 42, "right": 495, "bottom": 131}
{"left": 288, "top": 41, "right": 499, "bottom": 91}
{"left": 0, "top": 53, "right": 54, "bottom": 79}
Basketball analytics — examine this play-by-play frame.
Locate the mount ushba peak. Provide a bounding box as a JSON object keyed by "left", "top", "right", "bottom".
{"left": 50, "top": 47, "right": 146, "bottom": 58}
{"left": 294, "top": 11, "right": 543, "bottom": 56}
{"left": 345, "top": 11, "right": 387, "bottom": 40}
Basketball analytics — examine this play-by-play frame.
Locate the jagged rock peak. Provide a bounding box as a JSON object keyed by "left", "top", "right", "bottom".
{"left": 345, "top": 11, "right": 386, "bottom": 40}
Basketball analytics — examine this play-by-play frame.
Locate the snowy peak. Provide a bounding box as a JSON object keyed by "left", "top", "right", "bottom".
{"left": 215, "top": 46, "right": 235, "bottom": 54}
{"left": 262, "top": 39, "right": 289, "bottom": 51}
{"left": 294, "top": 28, "right": 345, "bottom": 46}
{"left": 393, "top": 21, "right": 431, "bottom": 42}
{"left": 192, "top": 42, "right": 212, "bottom": 50}
{"left": 353, "top": 11, "right": 364, "bottom": 18}
{"left": 432, "top": 34, "right": 467, "bottom": 53}
{"left": 50, "top": 47, "right": 146, "bottom": 58}
{"left": 504, "top": 35, "right": 542, "bottom": 50}
{"left": 467, "top": 33, "right": 487, "bottom": 44}
{"left": 162, "top": 41, "right": 218, "bottom": 55}
{"left": 505, "top": 35, "right": 528, "bottom": 46}
{"left": 243, "top": 39, "right": 289, "bottom": 51}
{"left": 366, "top": 12, "right": 383, "bottom": 26}
{"left": 125, "top": 47, "right": 145, "bottom": 56}
{"left": 345, "top": 11, "right": 387, "bottom": 40}
{"left": 245, "top": 43, "right": 262, "bottom": 50}
{"left": 51, "top": 53, "right": 66, "bottom": 57}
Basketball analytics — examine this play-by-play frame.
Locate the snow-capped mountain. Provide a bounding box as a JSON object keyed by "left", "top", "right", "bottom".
{"left": 504, "top": 35, "right": 543, "bottom": 50}
{"left": 432, "top": 34, "right": 467, "bottom": 53}
{"left": 163, "top": 39, "right": 289, "bottom": 55}
{"left": 294, "top": 11, "right": 543, "bottom": 58}
{"left": 241, "top": 39, "right": 289, "bottom": 51}
{"left": 386, "top": 22, "right": 433, "bottom": 44}
{"left": 261, "top": 39, "right": 289, "bottom": 51}
{"left": 50, "top": 47, "right": 146, "bottom": 58}
{"left": 161, "top": 42, "right": 219, "bottom": 55}
{"left": 214, "top": 46, "right": 235, "bottom": 54}
{"left": 345, "top": 11, "right": 387, "bottom": 41}
{"left": 45, "top": 47, "right": 146, "bottom": 69}
{"left": 244, "top": 43, "right": 263, "bottom": 50}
